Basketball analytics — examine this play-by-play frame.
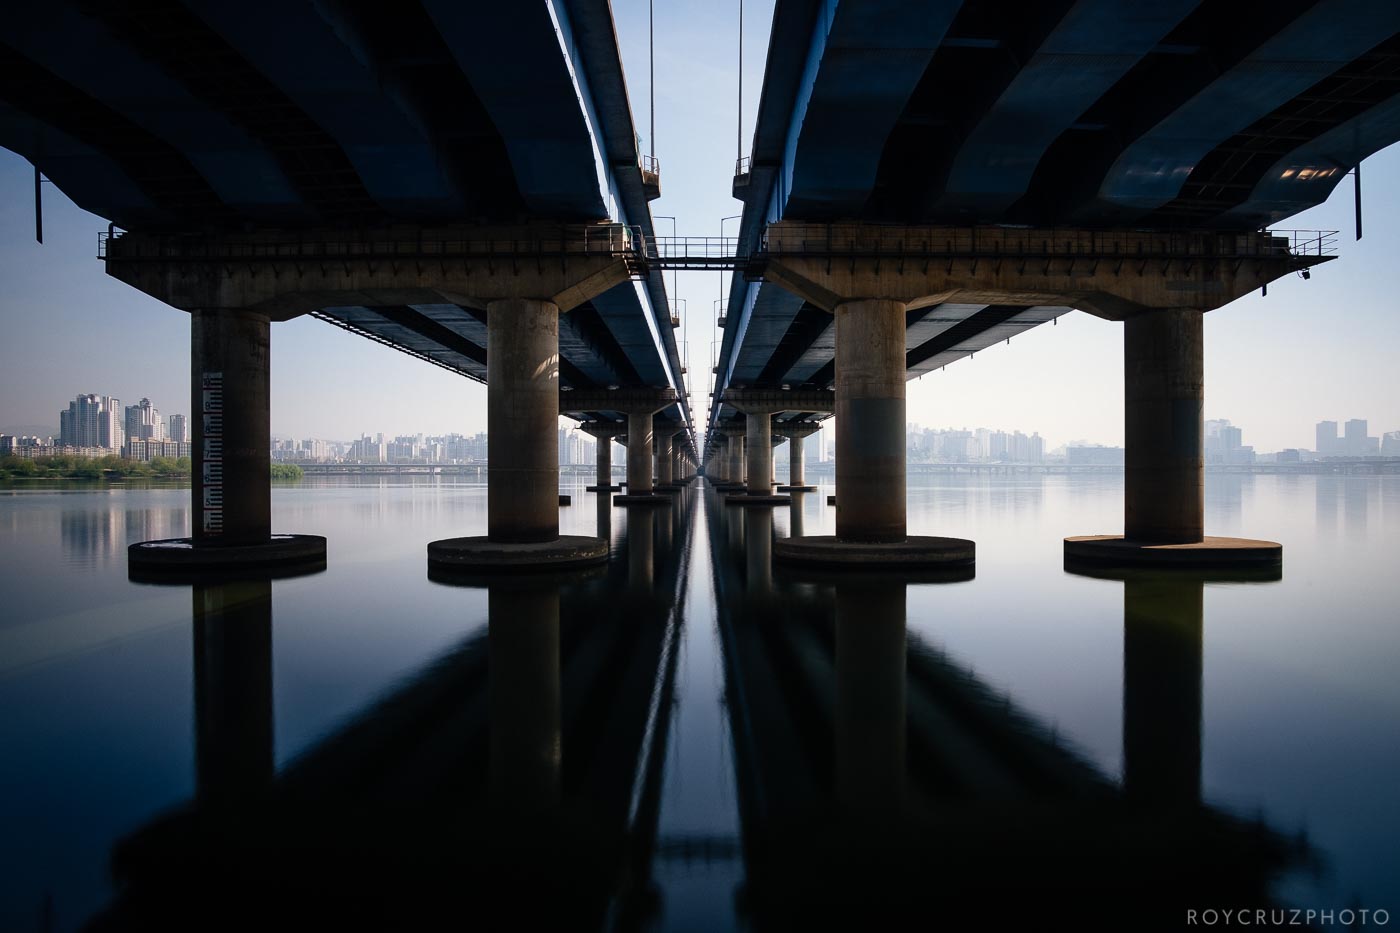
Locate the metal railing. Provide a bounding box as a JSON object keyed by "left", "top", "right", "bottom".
{"left": 641, "top": 154, "right": 661, "bottom": 178}
{"left": 99, "top": 223, "right": 1337, "bottom": 269}
{"left": 757, "top": 224, "right": 1340, "bottom": 262}
{"left": 734, "top": 156, "right": 752, "bottom": 177}
{"left": 99, "top": 224, "right": 647, "bottom": 262}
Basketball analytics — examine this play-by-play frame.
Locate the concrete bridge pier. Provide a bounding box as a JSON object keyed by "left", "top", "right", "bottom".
{"left": 615, "top": 401, "right": 678, "bottom": 506}
{"left": 715, "top": 425, "right": 747, "bottom": 492}
{"left": 1065, "top": 307, "right": 1282, "bottom": 568}
{"left": 724, "top": 405, "right": 791, "bottom": 506}
{"left": 582, "top": 422, "right": 624, "bottom": 492}
{"left": 775, "top": 423, "right": 821, "bottom": 492}
{"left": 653, "top": 424, "right": 687, "bottom": 492}
{"left": 774, "top": 300, "right": 973, "bottom": 569}
{"left": 670, "top": 439, "right": 685, "bottom": 484}
{"left": 431, "top": 299, "right": 609, "bottom": 569}
{"left": 129, "top": 309, "right": 326, "bottom": 573}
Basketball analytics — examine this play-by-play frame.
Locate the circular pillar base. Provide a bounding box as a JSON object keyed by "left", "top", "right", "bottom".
{"left": 427, "top": 535, "right": 608, "bottom": 572}
{"left": 776, "top": 485, "right": 817, "bottom": 492}
{"left": 713, "top": 483, "right": 746, "bottom": 492}
{"left": 128, "top": 535, "right": 327, "bottom": 578}
{"left": 613, "top": 494, "right": 675, "bottom": 506}
{"left": 725, "top": 494, "right": 792, "bottom": 506}
{"left": 1063, "top": 535, "right": 1282, "bottom": 568}
{"left": 773, "top": 535, "right": 975, "bottom": 569}
{"left": 585, "top": 484, "right": 623, "bottom": 492}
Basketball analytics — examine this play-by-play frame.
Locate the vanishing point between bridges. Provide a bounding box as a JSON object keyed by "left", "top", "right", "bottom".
{"left": 2, "top": 0, "right": 1399, "bottom": 930}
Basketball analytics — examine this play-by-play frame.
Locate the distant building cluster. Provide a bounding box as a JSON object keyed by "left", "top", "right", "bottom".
{"left": 1206, "top": 419, "right": 1254, "bottom": 465}
{"left": 1314, "top": 419, "right": 1389, "bottom": 458}
{"left": 0, "top": 393, "right": 189, "bottom": 461}
{"left": 906, "top": 424, "right": 1046, "bottom": 463}
{"left": 272, "top": 432, "right": 492, "bottom": 464}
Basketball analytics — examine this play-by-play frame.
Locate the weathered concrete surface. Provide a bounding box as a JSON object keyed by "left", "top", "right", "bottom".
{"left": 657, "top": 431, "right": 674, "bottom": 487}
{"left": 1125, "top": 308, "right": 1204, "bottom": 544}
{"left": 627, "top": 411, "right": 654, "bottom": 495}
{"left": 746, "top": 411, "right": 773, "bottom": 496}
{"left": 835, "top": 299, "right": 907, "bottom": 542}
{"left": 106, "top": 225, "right": 639, "bottom": 319}
{"left": 775, "top": 421, "right": 822, "bottom": 488}
{"left": 759, "top": 222, "right": 1329, "bottom": 319}
{"left": 773, "top": 535, "right": 975, "bottom": 569}
{"left": 487, "top": 299, "right": 560, "bottom": 543}
{"left": 192, "top": 308, "right": 271, "bottom": 545}
{"left": 724, "top": 494, "right": 793, "bottom": 506}
{"left": 613, "top": 494, "right": 674, "bottom": 506}
{"left": 427, "top": 534, "right": 608, "bottom": 570}
{"left": 129, "top": 535, "right": 327, "bottom": 574}
{"left": 1063, "top": 535, "right": 1282, "bottom": 568}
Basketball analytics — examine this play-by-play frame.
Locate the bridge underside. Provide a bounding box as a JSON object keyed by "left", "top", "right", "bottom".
{"left": 712, "top": 281, "right": 1068, "bottom": 425}
{"left": 316, "top": 294, "right": 685, "bottom": 426}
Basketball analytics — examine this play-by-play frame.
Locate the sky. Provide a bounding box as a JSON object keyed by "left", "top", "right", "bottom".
{"left": 1, "top": 0, "right": 1398, "bottom": 453}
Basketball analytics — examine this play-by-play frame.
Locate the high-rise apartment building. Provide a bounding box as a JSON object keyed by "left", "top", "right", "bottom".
{"left": 167, "top": 413, "right": 188, "bottom": 443}
{"left": 59, "top": 394, "right": 124, "bottom": 449}
{"left": 1315, "top": 420, "right": 1339, "bottom": 457}
{"left": 1344, "top": 419, "right": 1370, "bottom": 456}
{"left": 125, "top": 398, "right": 164, "bottom": 442}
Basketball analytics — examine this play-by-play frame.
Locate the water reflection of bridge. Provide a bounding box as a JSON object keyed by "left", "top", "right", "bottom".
{"left": 91, "top": 491, "right": 697, "bottom": 931}
{"left": 708, "top": 490, "right": 1304, "bottom": 932}
{"left": 90, "top": 486, "right": 1307, "bottom": 931}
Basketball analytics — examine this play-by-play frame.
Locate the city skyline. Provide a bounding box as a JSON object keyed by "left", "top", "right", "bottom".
{"left": 2, "top": 0, "right": 1400, "bottom": 455}
{"left": 10, "top": 383, "right": 1400, "bottom": 463}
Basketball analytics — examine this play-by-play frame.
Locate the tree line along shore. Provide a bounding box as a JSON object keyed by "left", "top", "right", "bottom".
{"left": 0, "top": 455, "right": 303, "bottom": 481}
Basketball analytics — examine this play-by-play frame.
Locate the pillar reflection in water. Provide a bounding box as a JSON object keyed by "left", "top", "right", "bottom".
{"left": 745, "top": 507, "right": 773, "bottom": 594}
{"left": 834, "top": 578, "right": 906, "bottom": 812}
{"left": 629, "top": 508, "right": 655, "bottom": 591}
{"left": 1121, "top": 574, "right": 1203, "bottom": 805}
{"left": 194, "top": 579, "right": 274, "bottom": 804}
{"left": 789, "top": 491, "right": 806, "bottom": 538}
{"left": 489, "top": 582, "right": 562, "bottom": 810}
{"left": 596, "top": 493, "right": 612, "bottom": 545}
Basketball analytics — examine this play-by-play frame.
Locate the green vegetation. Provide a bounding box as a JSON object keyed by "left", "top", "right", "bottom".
{"left": 0, "top": 455, "right": 305, "bottom": 482}
{"left": 270, "top": 462, "right": 304, "bottom": 480}
{"left": 0, "top": 454, "right": 192, "bottom": 480}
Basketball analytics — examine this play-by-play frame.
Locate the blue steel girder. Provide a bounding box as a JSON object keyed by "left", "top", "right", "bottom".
{"left": 0, "top": 0, "right": 693, "bottom": 442}
{"left": 712, "top": 0, "right": 1400, "bottom": 439}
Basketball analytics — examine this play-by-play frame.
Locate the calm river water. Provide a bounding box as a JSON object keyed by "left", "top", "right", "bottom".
{"left": 0, "top": 474, "right": 1396, "bottom": 930}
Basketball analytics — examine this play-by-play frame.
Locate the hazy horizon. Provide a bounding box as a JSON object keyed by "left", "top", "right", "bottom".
{"left": 2, "top": 0, "right": 1398, "bottom": 454}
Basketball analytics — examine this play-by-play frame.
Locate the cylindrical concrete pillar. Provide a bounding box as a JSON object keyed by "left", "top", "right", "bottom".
{"left": 627, "top": 410, "right": 654, "bottom": 495}
{"left": 657, "top": 430, "right": 674, "bottom": 486}
{"left": 727, "top": 433, "right": 745, "bottom": 486}
{"left": 835, "top": 580, "right": 906, "bottom": 811}
{"left": 1124, "top": 307, "right": 1204, "bottom": 543}
{"left": 595, "top": 433, "right": 612, "bottom": 488}
{"left": 835, "top": 299, "right": 907, "bottom": 542}
{"left": 489, "top": 585, "right": 561, "bottom": 809}
{"left": 1123, "top": 576, "right": 1203, "bottom": 804}
{"left": 789, "top": 435, "right": 806, "bottom": 487}
{"left": 672, "top": 440, "right": 683, "bottom": 481}
{"left": 192, "top": 308, "right": 271, "bottom": 545}
{"left": 746, "top": 411, "right": 773, "bottom": 495}
{"left": 194, "top": 579, "right": 273, "bottom": 803}
{"left": 487, "top": 299, "right": 560, "bottom": 543}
